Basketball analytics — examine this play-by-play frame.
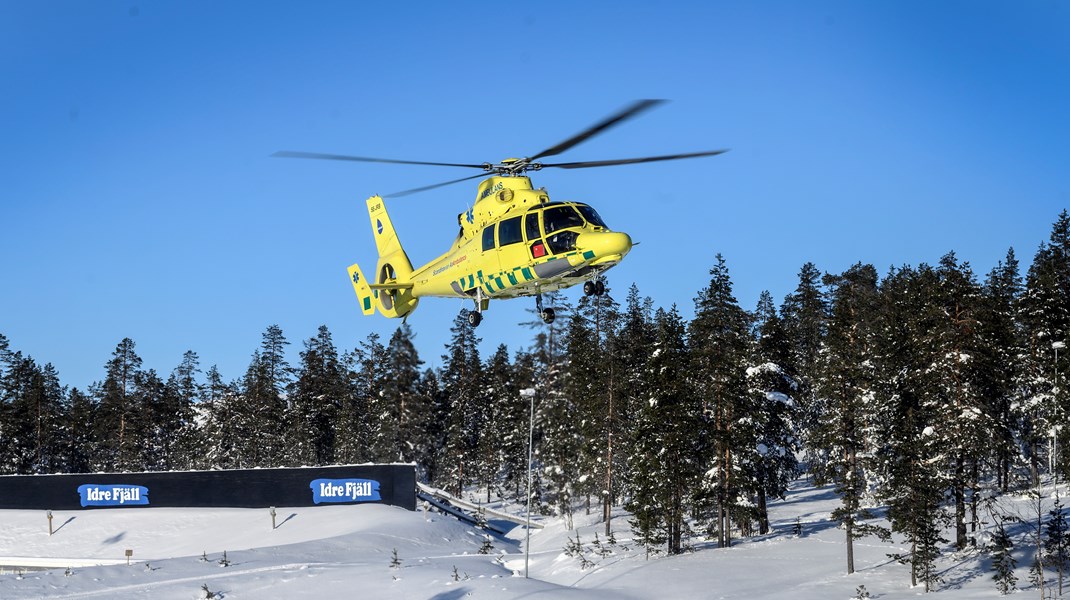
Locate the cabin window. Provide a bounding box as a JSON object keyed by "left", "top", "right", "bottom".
{"left": 543, "top": 205, "right": 584, "bottom": 233}
{"left": 576, "top": 204, "right": 608, "bottom": 228}
{"left": 498, "top": 216, "right": 523, "bottom": 247}
{"left": 482, "top": 225, "right": 496, "bottom": 252}
{"left": 525, "top": 212, "right": 541, "bottom": 241}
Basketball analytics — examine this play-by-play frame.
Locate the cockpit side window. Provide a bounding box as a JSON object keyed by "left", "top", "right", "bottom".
{"left": 576, "top": 204, "right": 608, "bottom": 228}
{"left": 543, "top": 206, "right": 584, "bottom": 233}
{"left": 525, "top": 212, "right": 541, "bottom": 241}
{"left": 499, "top": 216, "right": 523, "bottom": 247}
{"left": 482, "top": 224, "right": 496, "bottom": 252}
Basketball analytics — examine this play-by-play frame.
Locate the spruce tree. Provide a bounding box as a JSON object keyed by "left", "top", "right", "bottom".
{"left": 336, "top": 334, "right": 382, "bottom": 465}
{"left": 874, "top": 265, "right": 950, "bottom": 592}
{"left": 440, "top": 309, "right": 485, "bottom": 495}
{"left": 931, "top": 252, "right": 991, "bottom": 550}
{"left": 288, "top": 326, "right": 344, "bottom": 466}
{"left": 745, "top": 290, "right": 800, "bottom": 536}
{"left": 234, "top": 325, "right": 292, "bottom": 468}
{"left": 162, "top": 351, "right": 201, "bottom": 470}
{"left": 95, "top": 338, "right": 144, "bottom": 471}
{"left": 200, "top": 365, "right": 241, "bottom": 469}
{"left": 377, "top": 324, "right": 425, "bottom": 464}
{"left": 64, "top": 387, "right": 95, "bottom": 473}
{"left": 689, "top": 254, "right": 751, "bottom": 548}
{"left": 1045, "top": 496, "right": 1070, "bottom": 596}
{"left": 978, "top": 249, "right": 1022, "bottom": 491}
{"left": 626, "top": 306, "right": 697, "bottom": 555}
{"left": 611, "top": 285, "right": 655, "bottom": 520}
{"left": 990, "top": 516, "right": 1018, "bottom": 595}
{"left": 812, "top": 264, "right": 883, "bottom": 574}
{"left": 780, "top": 262, "right": 829, "bottom": 482}
{"left": 482, "top": 344, "right": 520, "bottom": 499}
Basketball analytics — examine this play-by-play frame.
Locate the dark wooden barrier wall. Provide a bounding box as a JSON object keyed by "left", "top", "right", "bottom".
{"left": 0, "top": 465, "right": 416, "bottom": 511}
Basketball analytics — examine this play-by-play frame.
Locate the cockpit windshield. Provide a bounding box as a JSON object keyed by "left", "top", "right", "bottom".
{"left": 575, "top": 204, "right": 607, "bottom": 228}
{"left": 543, "top": 205, "right": 585, "bottom": 233}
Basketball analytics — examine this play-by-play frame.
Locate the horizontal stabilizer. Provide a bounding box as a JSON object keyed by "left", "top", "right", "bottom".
{"left": 369, "top": 282, "right": 415, "bottom": 290}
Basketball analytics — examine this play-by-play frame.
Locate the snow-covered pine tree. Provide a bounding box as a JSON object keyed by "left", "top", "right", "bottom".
{"left": 1018, "top": 212, "right": 1070, "bottom": 484}
{"left": 383, "top": 324, "right": 428, "bottom": 465}
{"left": 874, "top": 265, "right": 950, "bottom": 592}
{"left": 199, "top": 365, "right": 241, "bottom": 469}
{"left": 611, "top": 285, "right": 655, "bottom": 526}
{"left": 64, "top": 387, "right": 95, "bottom": 473}
{"left": 779, "top": 262, "right": 829, "bottom": 483}
{"left": 930, "top": 253, "right": 992, "bottom": 550}
{"left": 571, "top": 282, "right": 621, "bottom": 523}
{"left": 545, "top": 309, "right": 599, "bottom": 524}
{"left": 812, "top": 264, "right": 883, "bottom": 574}
{"left": 494, "top": 348, "right": 533, "bottom": 499}
{"left": 1045, "top": 496, "right": 1070, "bottom": 596}
{"left": 990, "top": 516, "right": 1018, "bottom": 595}
{"left": 335, "top": 333, "right": 382, "bottom": 465}
{"left": 162, "top": 351, "right": 202, "bottom": 471}
{"left": 94, "top": 338, "right": 145, "bottom": 472}
{"left": 688, "top": 254, "right": 751, "bottom": 548}
{"left": 626, "top": 306, "right": 697, "bottom": 555}
{"left": 977, "top": 249, "right": 1022, "bottom": 491}
{"left": 287, "top": 326, "right": 345, "bottom": 466}
{"left": 135, "top": 368, "right": 170, "bottom": 470}
{"left": 480, "top": 344, "right": 518, "bottom": 500}
{"left": 413, "top": 368, "right": 445, "bottom": 483}
{"left": 439, "top": 309, "right": 485, "bottom": 495}
{"left": 234, "top": 325, "right": 291, "bottom": 468}
{"left": 0, "top": 354, "right": 68, "bottom": 474}
{"left": 744, "top": 290, "right": 800, "bottom": 536}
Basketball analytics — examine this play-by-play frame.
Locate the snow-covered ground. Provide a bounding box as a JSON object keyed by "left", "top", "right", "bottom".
{"left": 0, "top": 479, "right": 1046, "bottom": 599}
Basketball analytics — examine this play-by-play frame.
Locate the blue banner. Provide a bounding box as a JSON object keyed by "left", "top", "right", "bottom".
{"left": 77, "top": 484, "right": 150, "bottom": 507}
{"left": 309, "top": 478, "right": 381, "bottom": 504}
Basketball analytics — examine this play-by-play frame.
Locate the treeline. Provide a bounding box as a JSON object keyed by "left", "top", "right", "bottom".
{"left": 1, "top": 210, "right": 1069, "bottom": 592}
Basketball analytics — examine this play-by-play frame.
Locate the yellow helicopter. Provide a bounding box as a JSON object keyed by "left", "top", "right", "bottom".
{"left": 275, "top": 100, "right": 726, "bottom": 327}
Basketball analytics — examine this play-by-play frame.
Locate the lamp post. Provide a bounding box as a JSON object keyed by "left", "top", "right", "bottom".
{"left": 520, "top": 387, "right": 536, "bottom": 579}
{"left": 1056, "top": 341, "right": 1067, "bottom": 485}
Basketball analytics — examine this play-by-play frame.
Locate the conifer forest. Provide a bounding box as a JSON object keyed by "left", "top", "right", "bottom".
{"left": 3, "top": 210, "right": 1069, "bottom": 591}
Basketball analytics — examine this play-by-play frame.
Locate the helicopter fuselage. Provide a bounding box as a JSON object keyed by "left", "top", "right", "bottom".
{"left": 412, "top": 176, "right": 631, "bottom": 301}
{"left": 348, "top": 175, "right": 631, "bottom": 323}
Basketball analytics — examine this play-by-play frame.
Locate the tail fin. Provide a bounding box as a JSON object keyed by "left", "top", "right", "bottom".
{"left": 361, "top": 195, "right": 419, "bottom": 318}
{"left": 347, "top": 262, "right": 376, "bottom": 316}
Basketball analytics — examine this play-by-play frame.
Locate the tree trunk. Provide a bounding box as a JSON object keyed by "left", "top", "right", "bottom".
{"left": 955, "top": 456, "right": 967, "bottom": 550}
{"left": 845, "top": 517, "right": 855, "bottom": 574}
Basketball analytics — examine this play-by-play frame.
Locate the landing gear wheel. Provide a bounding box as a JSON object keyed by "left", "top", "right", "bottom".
{"left": 595, "top": 280, "right": 605, "bottom": 296}
{"left": 540, "top": 308, "right": 556, "bottom": 324}
{"left": 467, "top": 310, "right": 482, "bottom": 328}
{"left": 584, "top": 281, "right": 597, "bottom": 296}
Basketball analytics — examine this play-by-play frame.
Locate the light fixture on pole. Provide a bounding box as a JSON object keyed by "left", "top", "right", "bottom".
{"left": 520, "top": 387, "right": 536, "bottom": 579}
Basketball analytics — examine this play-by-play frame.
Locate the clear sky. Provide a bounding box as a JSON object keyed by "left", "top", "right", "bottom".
{"left": 2, "top": 1, "right": 1068, "bottom": 391}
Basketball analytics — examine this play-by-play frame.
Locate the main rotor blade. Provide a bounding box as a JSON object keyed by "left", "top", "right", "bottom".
{"left": 384, "top": 172, "right": 491, "bottom": 199}
{"left": 529, "top": 99, "right": 666, "bottom": 161}
{"left": 540, "top": 149, "right": 729, "bottom": 169}
{"left": 272, "top": 150, "right": 485, "bottom": 169}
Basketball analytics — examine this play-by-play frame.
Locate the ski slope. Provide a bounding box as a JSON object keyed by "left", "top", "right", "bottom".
{"left": 0, "top": 479, "right": 1042, "bottom": 599}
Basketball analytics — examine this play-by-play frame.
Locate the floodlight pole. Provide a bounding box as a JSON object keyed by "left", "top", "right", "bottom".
{"left": 521, "top": 387, "right": 536, "bottom": 579}
{"left": 1056, "top": 341, "right": 1066, "bottom": 487}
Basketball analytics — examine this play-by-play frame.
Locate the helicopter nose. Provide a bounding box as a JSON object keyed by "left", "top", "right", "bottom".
{"left": 579, "top": 231, "right": 633, "bottom": 263}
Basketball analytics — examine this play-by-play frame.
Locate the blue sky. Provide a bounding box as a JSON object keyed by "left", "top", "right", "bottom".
{"left": 2, "top": 1, "right": 1068, "bottom": 390}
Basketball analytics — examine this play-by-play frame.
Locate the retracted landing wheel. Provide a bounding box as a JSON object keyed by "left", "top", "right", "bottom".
{"left": 468, "top": 310, "right": 482, "bottom": 327}
{"left": 540, "top": 308, "right": 556, "bottom": 324}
